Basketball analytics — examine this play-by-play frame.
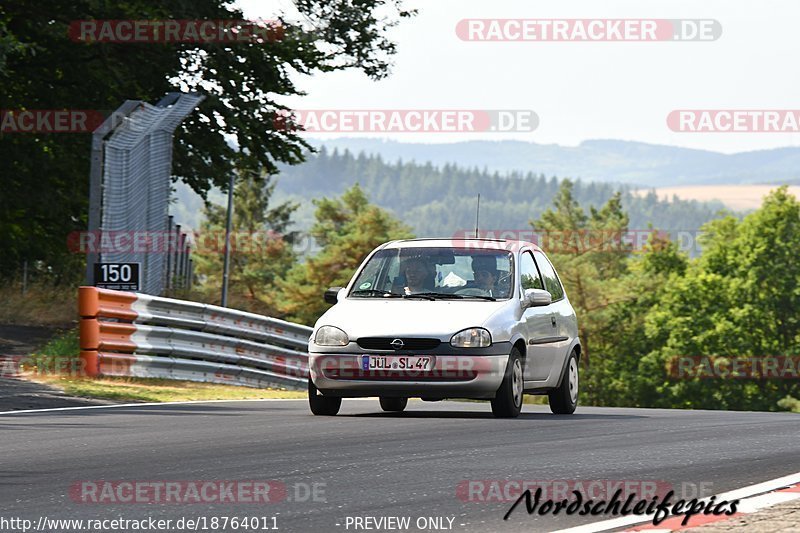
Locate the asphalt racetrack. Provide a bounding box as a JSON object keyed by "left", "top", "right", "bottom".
{"left": 2, "top": 399, "right": 799, "bottom": 532}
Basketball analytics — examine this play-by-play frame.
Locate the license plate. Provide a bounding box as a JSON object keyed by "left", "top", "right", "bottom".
{"left": 362, "top": 355, "right": 434, "bottom": 371}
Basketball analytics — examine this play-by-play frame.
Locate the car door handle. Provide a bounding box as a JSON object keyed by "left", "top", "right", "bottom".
{"left": 551, "top": 316, "right": 557, "bottom": 328}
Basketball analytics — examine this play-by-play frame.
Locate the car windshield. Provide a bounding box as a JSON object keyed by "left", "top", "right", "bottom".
{"left": 349, "top": 246, "right": 513, "bottom": 300}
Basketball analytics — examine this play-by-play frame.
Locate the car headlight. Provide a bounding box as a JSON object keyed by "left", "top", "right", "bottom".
{"left": 450, "top": 328, "right": 492, "bottom": 348}
{"left": 314, "top": 325, "right": 349, "bottom": 346}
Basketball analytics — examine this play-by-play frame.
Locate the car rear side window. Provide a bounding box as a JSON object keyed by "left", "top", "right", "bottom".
{"left": 520, "top": 251, "right": 544, "bottom": 291}
{"left": 533, "top": 251, "right": 564, "bottom": 300}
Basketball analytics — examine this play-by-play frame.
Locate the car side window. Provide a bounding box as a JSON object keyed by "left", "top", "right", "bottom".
{"left": 533, "top": 251, "right": 564, "bottom": 300}
{"left": 520, "top": 251, "right": 544, "bottom": 291}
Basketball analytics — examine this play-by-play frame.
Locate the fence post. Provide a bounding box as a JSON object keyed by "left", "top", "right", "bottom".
{"left": 21, "top": 260, "right": 28, "bottom": 296}
{"left": 165, "top": 215, "right": 174, "bottom": 291}
{"left": 221, "top": 173, "right": 235, "bottom": 307}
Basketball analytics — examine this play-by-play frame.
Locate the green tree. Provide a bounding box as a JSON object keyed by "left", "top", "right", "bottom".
{"left": 193, "top": 171, "right": 297, "bottom": 315}
{"left": 529, "top": 184, "right": 800, "bottom": 411}
{"left": 275, "top": 184, "right": 413, "bottom": 324}
{"left": 642, "top": 187, "right": 800, "bottom": 410}
{"left": 601, "top": 231, "right": 687, "bottom": 407}
{"left": 531, "top": 181, "right": 631, "bottom": 365}
{"left": 0, "top": 0, "right": 413, "bottom": 280}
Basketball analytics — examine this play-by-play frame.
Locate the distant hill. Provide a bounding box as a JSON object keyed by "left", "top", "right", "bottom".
{"left": 268, "top": 148, "right": 727, "bottom": 239}
{"left": 171, "top": 146, "right": 732, "bottom": 244}
{"left": 309, "top": 138, "right": 800, "bottom": 187}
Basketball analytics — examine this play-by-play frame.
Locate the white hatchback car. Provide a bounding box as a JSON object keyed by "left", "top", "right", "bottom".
{"left": 307, "top": 238, "right": 581, "bottom": 418}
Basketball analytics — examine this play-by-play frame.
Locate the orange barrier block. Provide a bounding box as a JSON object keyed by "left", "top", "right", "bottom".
{"left": 78, "top": 286, "right": 138, "bottom": 320}
{"left": 80, "top": 318, "right": 137, "bottom": 352}
{"left": 80, "top": 350, "right": 99, "bottom": 378}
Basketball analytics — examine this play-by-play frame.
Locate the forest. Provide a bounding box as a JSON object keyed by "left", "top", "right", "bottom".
{"left": 272, "top": 147, "right": 730, "bottom": 240}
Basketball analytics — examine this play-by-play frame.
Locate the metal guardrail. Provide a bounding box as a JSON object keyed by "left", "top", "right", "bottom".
{"left": 78, "top": 287, "right": 311, "bottom": 390}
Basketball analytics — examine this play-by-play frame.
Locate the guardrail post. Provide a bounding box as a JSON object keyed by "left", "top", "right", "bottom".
{"left": 78, "top": 288, "right": 100, "bottom": 377}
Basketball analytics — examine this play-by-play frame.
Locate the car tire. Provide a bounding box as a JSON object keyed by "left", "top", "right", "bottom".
{"left": 491, "top": 347, "right": 524, "bottom": 418}
{"left": 379, "top": 397, "right": 408, "bottom": 412}
{"left": 308, "top": 377, "right": 341, "bottom": 416}
{"left": 549, "top": 350, "right": 579, "bottom": 415}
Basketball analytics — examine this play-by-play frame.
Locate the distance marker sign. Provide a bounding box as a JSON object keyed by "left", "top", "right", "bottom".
{"left": 94, "top": 262, "right": 140, "bottom": 291}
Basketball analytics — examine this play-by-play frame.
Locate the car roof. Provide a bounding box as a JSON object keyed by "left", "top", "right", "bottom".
{"left": 382, "top": 238, "right": 542, "bottom": 253}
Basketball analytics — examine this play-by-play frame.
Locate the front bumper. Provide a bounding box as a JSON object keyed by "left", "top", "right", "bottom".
{"left": 309, "top": 342, "right": 512, "bottom": 399}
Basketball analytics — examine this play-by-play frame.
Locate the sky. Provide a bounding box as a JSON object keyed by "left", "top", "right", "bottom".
{"left": 233, "top": 0, "right": 800, "bottom": 154}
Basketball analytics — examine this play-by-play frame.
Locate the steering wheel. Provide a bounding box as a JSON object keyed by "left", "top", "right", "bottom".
{"left": 455, "top": 287, "right": 492, "bottom": 296}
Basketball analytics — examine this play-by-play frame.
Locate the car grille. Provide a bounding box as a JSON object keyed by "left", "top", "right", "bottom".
{"left": 356, "top": 337, "right": 441, "bottom": 351}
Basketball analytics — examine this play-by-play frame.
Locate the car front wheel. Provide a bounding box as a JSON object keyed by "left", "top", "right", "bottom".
{"left": 308, "top": 377, "right": 342, "bottom": 416}
{"left": 549, "top": 350, "right": 578, "bottom": 415}
{"left": 491, "top": 347, "right": 524, "bottom": 418}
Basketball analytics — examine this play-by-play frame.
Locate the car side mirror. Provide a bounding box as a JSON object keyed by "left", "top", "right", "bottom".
{"left": 324, "top": 287, "right": 344, "bottom": 305}
{"left": 523, "top": 288, "right": 552, "bottom": 308}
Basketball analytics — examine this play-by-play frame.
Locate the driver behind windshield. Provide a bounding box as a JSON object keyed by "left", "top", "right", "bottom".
{"left": 471, "top": 256, "right": 499, "bottom": 297}
{"left": 397, "top": 257, "right": 435, "bottom": 295}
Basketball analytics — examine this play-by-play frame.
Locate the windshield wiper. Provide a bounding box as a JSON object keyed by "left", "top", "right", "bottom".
{"left": 407, "top": 291, "right": 498, "bottom": 301}
{"left": 350, "top": 289, "right": 402, "bottom": 298}
{"left": 461, "top": 294, "right": 497, "bottom": 301}
{"left": 402, "top": 292, "right": 436, "bottom": 300}
{"left": 402, "top": 292, "right": 465, "bottom": 300}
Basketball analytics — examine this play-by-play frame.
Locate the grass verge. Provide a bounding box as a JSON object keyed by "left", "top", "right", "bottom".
{"left": 0, "top": 282, "right": 76, "bottom": 325}
{"left": 26, "top": 374, "right": 306, "bottom": 403}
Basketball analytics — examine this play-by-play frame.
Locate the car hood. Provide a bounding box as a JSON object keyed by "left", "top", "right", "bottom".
{"left": 314, "top": 298, "right": 509, "bottom": 339}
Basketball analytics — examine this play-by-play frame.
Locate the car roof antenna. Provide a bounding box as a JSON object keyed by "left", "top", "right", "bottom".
{"left": 474, "top": 193, "right": 481, "bottom": 238}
